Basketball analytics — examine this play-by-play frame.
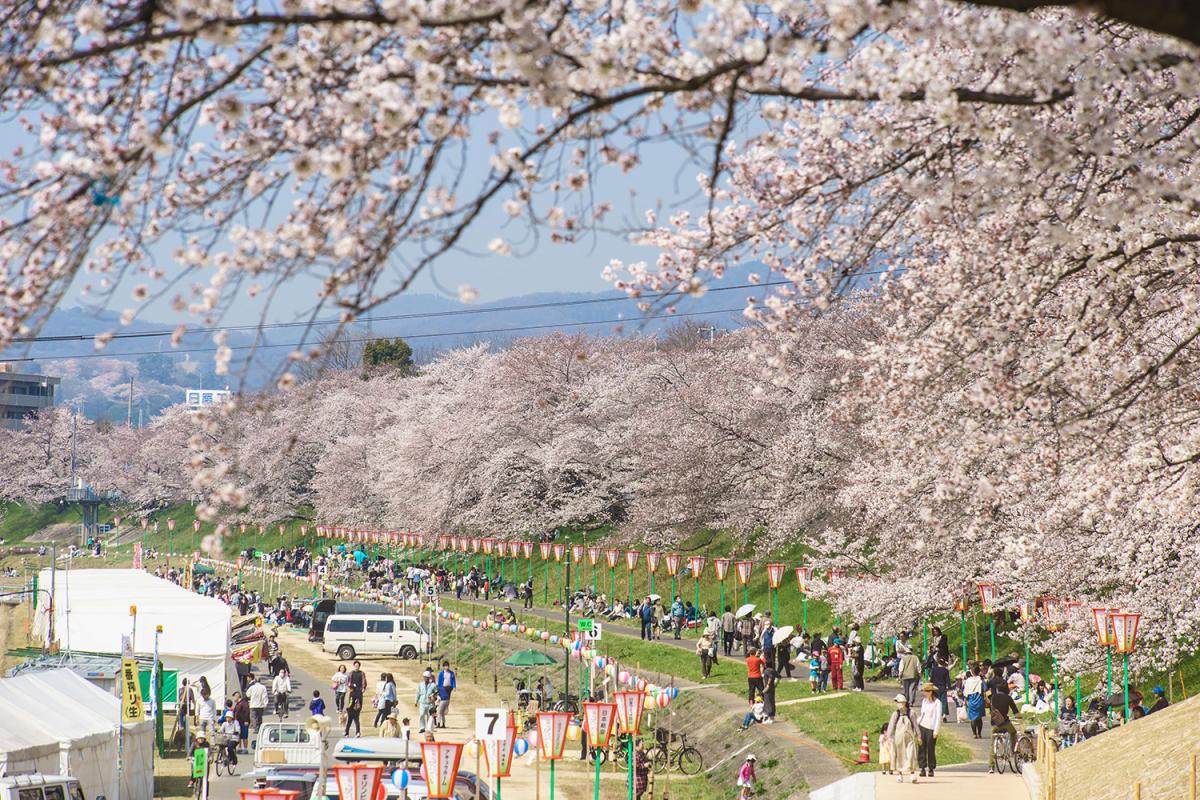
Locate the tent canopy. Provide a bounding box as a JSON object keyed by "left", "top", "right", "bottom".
{"left": 34, "top": 568, "right": 234, "bottom": 699}
{"left": 0, "top": 669, "right": 153, "bottom": 800}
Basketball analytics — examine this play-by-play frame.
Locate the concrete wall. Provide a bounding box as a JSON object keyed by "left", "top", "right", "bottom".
{"left": 1054, "top": 695, "right": 1199, "bottom": 799}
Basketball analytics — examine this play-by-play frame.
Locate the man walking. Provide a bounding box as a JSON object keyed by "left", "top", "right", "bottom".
{"left": 721, "top": 605, "right": 736, "bottom": 657}
{"left": 639, "top": 598, "right": 655, "bottom": 640}
{"left": 670, "top": 596, "right": 685, "bottom": 639}
{"left": 246, "top": 675, "right": 269, "bottom": 738}
{"left": 436, "top": 660, "right": 457, "bottom": 728}
{"left": 898, "top": 644, "right": 922, "bottom": 706}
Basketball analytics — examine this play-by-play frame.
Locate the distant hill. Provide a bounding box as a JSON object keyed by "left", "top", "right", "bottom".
{"left": 2, "top": 271, "right": 769, "bottom": 423}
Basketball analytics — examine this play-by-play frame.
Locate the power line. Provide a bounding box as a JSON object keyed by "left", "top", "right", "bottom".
{"left": 10, "top": 280, "right": 793, "bottom": 345}
{"left": 8, "top": 306, "right": 750, "bottom": 364}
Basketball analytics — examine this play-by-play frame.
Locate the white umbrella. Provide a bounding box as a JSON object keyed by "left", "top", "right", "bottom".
{"left": 774, "top": 625, "right": 795, "bottom": 641}
{"left": 648, "top": 594, "right": 662, "bottom": 603}
{"left": 736, "top": 603, "right": 756, "bottom": 618}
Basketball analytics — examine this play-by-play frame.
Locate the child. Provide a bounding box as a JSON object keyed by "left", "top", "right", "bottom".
{"left": 309, "top": 690, "right": 326, "bottom": 716}
{"left": 736, "top": 754, "right": 758, "bottom": 800}
{"left": 818, "top": 649, "right": 831, "bottom": 693}
{"left": 809, "top": 652, "right": 820, "bottom": 693}
{"left": 400, "top": 717, "right": 412, "bottom": 740}
{"left": 878, "top": 722, "right": 894, "bottom": 775}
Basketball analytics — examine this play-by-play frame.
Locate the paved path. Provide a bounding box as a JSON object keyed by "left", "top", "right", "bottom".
{"left": 873, "top": 766, "right": 1027, "bottom": 798}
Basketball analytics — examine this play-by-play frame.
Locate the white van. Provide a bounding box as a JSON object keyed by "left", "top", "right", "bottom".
{"left": 0, "top": 775, "right": 88, "bottom": 800}
{"left": 321, "top": 614, "right": 429, "bottom": 660}
{"left": 254, "top": 722, "right": 326, "bottom": 771}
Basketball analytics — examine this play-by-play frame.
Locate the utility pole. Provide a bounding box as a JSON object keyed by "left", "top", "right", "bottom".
{"left": 699, "top": 325, "right": 716, "bottom": 343}
{"left": 127, "top": 376, "right": 133, "bottom": 426}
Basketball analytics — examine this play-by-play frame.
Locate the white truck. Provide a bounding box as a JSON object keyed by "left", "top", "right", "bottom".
{"left": 0, "top": 775, "right": 88, "bottom": 800}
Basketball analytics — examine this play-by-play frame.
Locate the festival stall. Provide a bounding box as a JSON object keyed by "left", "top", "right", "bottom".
{"left": 33, "top": 568, "right": 236, "bottom": 701}
{"left": 0, "top": 668, "right": 154, "bottom": 800}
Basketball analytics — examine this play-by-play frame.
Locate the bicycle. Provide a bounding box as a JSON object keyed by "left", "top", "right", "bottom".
{"left": 551, "top": 692, "right": 580, "bottom": 714}
{"left": 990, "top": 730, "right": 1019, "bottom": 774}
{"left": 647, "top": 733, "right": 704, "bottom": 775}
{"left": 212, "top": 733, "right": 238, "bottom": 776}
{"left": 1015, "top": 730, "right": 1036, "bottom": 764}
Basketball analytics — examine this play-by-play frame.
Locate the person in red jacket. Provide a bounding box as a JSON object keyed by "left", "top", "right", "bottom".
{"left": 827, "top": 641, "right": 845, "bottom": 690}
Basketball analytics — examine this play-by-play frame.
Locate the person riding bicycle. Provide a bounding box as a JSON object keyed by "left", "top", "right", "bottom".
{"left": 988, "top": 683, "right": 1020, "bottom": 774}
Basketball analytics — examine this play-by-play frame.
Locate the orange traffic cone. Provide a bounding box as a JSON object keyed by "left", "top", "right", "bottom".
{"left": 856, "top": 730, "right": 870, "bottom": 764}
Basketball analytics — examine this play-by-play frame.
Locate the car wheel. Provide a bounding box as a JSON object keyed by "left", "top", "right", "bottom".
{"left": 399, "top": 645, "right": 418, "bottom": 659}
{"left": 337, "top": 645, "right": 355, "bottom": 660}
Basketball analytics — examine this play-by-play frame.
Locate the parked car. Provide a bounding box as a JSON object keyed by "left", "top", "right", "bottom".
{"left": 0, "top": 775, "right": 88, "bottom": 800}
{"left": 321, "top": 614, "right": 429, "bottom": 660}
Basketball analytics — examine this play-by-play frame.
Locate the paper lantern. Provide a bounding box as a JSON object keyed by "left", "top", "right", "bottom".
{"left": 419, "top": 742, "right": 464, "bottom": 800}
{"left": 664, "top": 554, "right": 681, "bottom": 576}
{"left": 553, "top": 543, "right": 566, "bottom": 562}
{"left": 239, "top": 789, "right": 300, "bottom": 800}
{"left": 390, "top": 770, "right": 409, "bottom": 791}
{"left": 655, "top": 692, "right": 669, "bottom": 708}
{"left": 567, "top": 722, "right": 582, "bottom": 741}
{"left": 646, "top": 552, "right": 661, "bottom": 573}
{"left": 540, "top": 542, "right": 552, "bottom": 560}
{"left": 536, "top": 712, "right": 572, "bottom": 760}
{"left": 583, "top": 702, "right": 617, "bottom": 748}
{"left": 605, "top": 549, "right": 619, "bottom": 569}
{"left": 613, "top": 690, "right": 646, "bottom": 735}
{"left": 625, "top": 550, "right": 640, "bottom": 571}
{"left": 333, "top": 763, "right": 383, "bottom": 800}
{"left": 735, "top": 560, "right": 753, "bottom": 585}
{"left": 1110, "top": 612, "right": 1141, "bottom": 653}
{"left": 688, "top": 555, "right": 706, "bottom": 578}
{"left": 588, "top": 546, "right": 601, "bottom": 565}
{"left": 977, "top": 582, "right": 1000, "bottom": 612}
{"left": 765, "top": 563, "right": 785, "bottom": 589}
{"left": 482, "top": 717, "right": 517, "bottom": 779}
{"left": 795, "top": 566, "right": 813, "bottom": 594}
{"left": 572, "top": 544, "right": 584, "bottom": 563}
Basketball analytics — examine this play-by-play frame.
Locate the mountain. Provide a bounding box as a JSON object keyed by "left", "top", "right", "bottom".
{"left": 3, "top": 270, "right": 767, "bottom": 422}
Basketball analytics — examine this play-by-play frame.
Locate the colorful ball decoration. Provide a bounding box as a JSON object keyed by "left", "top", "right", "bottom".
{"left": 618, "top": 670, "right": 630, "bottom": 684}
{"left": 391, "top": 769, "right": 409, "bottom": 790}
{"left": 595, "top": 656, "right": 606, "bottom": 670}
{"left": 669, "top": 687, "right": 680, "bottom": 699}
{"left": 519, "top": 625, "right": 527, "bottom": 633}
{"left": 549, "top": 635, "right": 558, "bottom": 644}
{"left": 656, "top": 692, "right": 670, "bottom": 708}
{"left": 465, "top": 740, "right": 480, "bottom": 757}
{"left": 513, "top": 737, "right": 530, "bottom": 756}
{"left": 636, "top": 677, "right": 648, "bottom": 691}
{"left": 541, "top": 631, "right": 550, "bottom": 641}
{"left": 567, "top": 722, "right": 581, "bottom": 741}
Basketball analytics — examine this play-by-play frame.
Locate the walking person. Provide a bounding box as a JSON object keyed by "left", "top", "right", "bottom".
{"left": 929, "top": 658, "right": 951, "bottom": 720}
{"left": 272, "top": 669, "right": 292, "bottom": 718}
{"left": 344, "top": 686, "right": 363, "bottom": 737}
{"left": 697, "top": 632, "right": 715, "bottom": 678}
{"left": 916, "top": 683, "right": 941, "bottom": 778}
{"left": 898, "top": 643, "right": 922, "bottom": 706}
{"left": 639, "top": 598, "right": 655, "bottom": 640}
{"left": 330, "top": 664, "right": 349, "bottom": 712}
{"left": 633, "top": 739, "right": 651, "bottom": 800}
{"left": 416, "top": 673, "right": 436, "bottom": 732}
{"left": 850, "top": 642, "right": 866, "bottom": 691}
{"left": 963, "top": 665, "right": 985, "bottom": 738}
{"left": 348, "top": 660, "right": 367, "bottom": 706}
{"left": 232, "top": 691, "right": 251, "bottom": 753}
{"left": 670, "top": 596, "right": 685, "bottom": 639}
{"left": 735, "top": 754, "right": 758, "bottom": 800}
{"left": 828, "top": 639, "right": 845, "bottom": 690}
{"left": 762, "top": 665, "right": 778, "bottom": 722}
{"left": 721, "top": 605, "right": 736, "bottom": 656}
{"left": 309, "top": 690, "right": 326, "bottom": 716}
{"left": 436, "top": 661, "right": 456, "bottom": 727}
{"left": 887, "top": 694, "right": 919, "bottom": 783}
{"left": 247, "top": 675, "right": 269, "bottom": 737}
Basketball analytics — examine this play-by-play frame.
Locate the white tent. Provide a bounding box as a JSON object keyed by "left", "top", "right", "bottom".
{"left": 0, "top": 668, "right": 154, "bottom": 800}
{"left": 34, "top": 569, "right": 236, "bottom": 702}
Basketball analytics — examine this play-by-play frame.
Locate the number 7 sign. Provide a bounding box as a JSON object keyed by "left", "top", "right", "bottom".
{"left": 475, "top": 708, "right": 506, "bottom": 741}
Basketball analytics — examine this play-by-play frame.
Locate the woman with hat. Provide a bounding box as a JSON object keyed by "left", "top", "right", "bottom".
{"left": 916, "top": 682, "right": 942, "bottom": 778}
{"left": 887, "top": 694, "right": 919, "bottom": 783}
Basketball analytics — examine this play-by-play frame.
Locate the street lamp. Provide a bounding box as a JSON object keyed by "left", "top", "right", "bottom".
{"left": 481, "top": 715, "right": 517, "bottom": 800}
{"left": 1109, "top": 611, "right": 1141, "bottom": 721}
{"left": 735, "top": 560, "right": 753, "bottom": 605}
{"left": 613, "top": 690, "right": 647, "bottom": 800}
{"left": 977, "top": 582, "right": 1000, "bottom": 661}
{"left": 536, "top": 711, "right": 571, "bottom": 800}
{"left": 1091, "top": 606, "right": 1118, "bottom": 718}
{"left": 582, "top": 702, "right": 617, "bottom": 800}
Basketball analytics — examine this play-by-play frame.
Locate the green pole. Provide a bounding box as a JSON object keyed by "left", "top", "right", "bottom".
{"left": 671, "top": 576, "right": 676, "bottom": 602}
{"left": 923, "top": 619, "right": 929, "bottom": 664}
{"left": 550, "top": 757, "right": 556, "bottom": 800}
{"left": 629, "top": 571, "right": 634, "bottom": 608}
{"left": 1123, "top": 652, "right": 1130, "bottom": 722}
{"left": 626, "top": 734, "right": 633, "bottom": 800}
{"left": 1106, "top": 647, "right": 1113, "bottom": 720}
{"left": 527, "top": 555, "right": 532, "bottom": 583}
{"left": 610, "top": 568, "right": 615, "bottom": 602}
{"left": 1052, "top": 654, "right": 1059, "bottom": 717}
{"left": 594, "top": 744, "right": 601, "bottom": 800}
{"left": 591, "top": 562, "right": 596, "bottom": 593}
{"left": 1024, "top": 638, "right": 1031, "bottom": 705}
{"left": 696, "top": 579, "right": 702, "bottom": 619}
{"left": 496, "top": 777, "right": 501, "bottom": 800}
{"left": 771, "top": 587, "right": 778, "bottom": 623}
{"left": 1075, "top": 675, "right": 1081, "bottom": 718}
{"left": 743, "top": 580, "right": 748, "bottom": 605}
{"left": 650, "top": 572, "right": 655, "bottom": 598}
{"left": 543, "top": 562, "right": 548, "bottom": 604}
{"left": 989, "top": 617, "right": 996, "bottom": 661}
{"left": 718, "top": 580, "right": 724, "bottom": 617}
{"left": 802, "top": 596, "right": 808, "bottom": 631}
{"left": 960, "top": 611, "right": 968, "bottom": 668}
{"left": 558, "top": 562, "right": 563, "bottom": 604}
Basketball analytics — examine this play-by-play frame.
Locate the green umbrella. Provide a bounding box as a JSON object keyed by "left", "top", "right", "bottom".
{"left": 194, "top": 564, "right": 215, "bottom": 575}
{"left": 504, "top": 649, "right": 557, "bottom": 667}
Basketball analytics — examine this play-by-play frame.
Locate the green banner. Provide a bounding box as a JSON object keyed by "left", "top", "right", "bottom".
{"left": 192, "top": 747, "right": 208, "bottom": 779}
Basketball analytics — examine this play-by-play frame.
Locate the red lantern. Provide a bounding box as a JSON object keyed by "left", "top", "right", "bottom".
{"left": 977, "top": 582, "right": 1000, "bottom": 612}
{"left": 1109, "top": 612, "right": 1140, "bottom": 653}
{"left": 734, "top": 560, "right": 753, "bottom": 585}
{"left": 645, "top": 552, "right": 661, "bottom": 573}
{"left": 552, "top": 543, "right": 566, "bottom": 562}
{"left": 572, "top": 544, "right": 584, "bottom": 563}
{"left": 713, "top": 557, "right": 730, "bottom": 581}
{"left": 332, "top": 763, "right": 383, "bottom": 800}
{"left": 582, "top": 702, "right": 618, "bottom": 748}
{"left": 795, "top": 566, "right": 813, "bottom": 594}
{"left": 301, "top": 524, "right": 309, "bottom": 536}
{"left": 1091, "top": 607, "right": 1118, "bottom": 646}
{"left": 522, "top": 541, "right": 534, "bottom": 559}
{"left": 613, "top": 690, "right": 646, "bottom": 735}
{"left": 664, "top": 554, "right": 681, "bottom": 576}
{"left": 688, "top": 556, "right": 707, "bottom": 579}
{"left": 539, "top": 542, "right": 552, "bottom": 560}
{"left": 481, "top": 717, "right": 517, "bottom": 779}
{"left": 419, "top": 742, "right": 464, "bottom": 800}
{"left": 193, "top": 520, "right": 200, "bottom": 532}
{"left": 625, "top": 551, "right": 640, "bottom": 571}
{"left": 1041, "top": 597, "right": 1062, "bottom": 631}
{"left": 167, "top": 519, "right": 176, "bottom": 531}
{"left": 536, "top": 711, "right": 572, "bottom": 759}
{"left": 765, "top": 563, "right": 784, "bottom": 589}
{"left": 239, "top": 789, "right": 300, "bottom": 800}
{"left": 140, "top": 518, "right": 147, "bottom": 530}
{"left": 483, "top": 538, "right": 495, "bottom": 555}
{"left": 605, "top": 549, "right": 619, "bottom": 569}
{"left": 587, "top": 546, "right": 601, "bottom": 566}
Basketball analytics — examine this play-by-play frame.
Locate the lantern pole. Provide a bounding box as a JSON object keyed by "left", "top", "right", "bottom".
{"left": 543, "top": 559, "right": 548, "bottom": 605}
{"left": 610, "top": 566, "right": 615, "bottom": 604}
{"left": 549, "top": 758, "right": 556, "bottom": 800}
{"left": 1123, "top": 652, "right": 1130, "bottom": 721}
{"left": 696, "top": 577, "right": 702, "bottom": 619}
{"left": 626, "top": 733, "right": 633, "bottom": 800}
{"left": 1024, "top": 636, "right": 1031, "bottom": 706}
{"left": 718, "top": 579, "right": 724, "bottom": 619}
{"left": 1052, "top": 653, "right": 1059, "bottom": 717}
{"left": 594, "top": 746, "right": 601, "bottom": 800}
{"left": 1107, "top": 646, "right": 1113, "bottom": 720}
{"left": 960, "top": 610, "right": 968, "bottom": 668}
{"left": 989, "top": 614, "right": 996, "bottom": 661}
{"left": 771, "top": 586, "right": 778, "bottom": 623}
